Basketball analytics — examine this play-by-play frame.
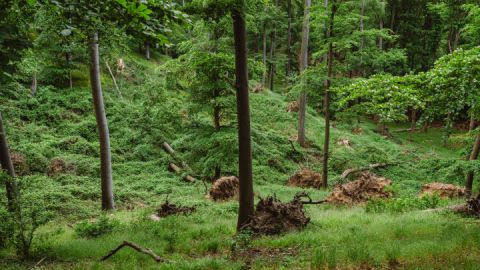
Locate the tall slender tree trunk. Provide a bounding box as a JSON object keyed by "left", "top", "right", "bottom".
{"left": 379, "top": 18, "right": 384, "bottom": 49}
{"left": 66, "top": 52, "right": 73, "bottom": 89}
{"left": 297, "top": 0, "right": 312, "bottom": 148}
{"left": 0, "top": 112, "right": 18, "bottom": 213}
{"left": 268, "top": 28, "right": 276, "bottom": 91}
{"left": 322, "top": 0, "right": 336, "bottom": 188}
{"left": 145, "top": 41, "right": 151, "bottom": 60}
{"left": 232, "top": 1, "right": 254, "bottom": 231}
{"left": 262, "top": 23, "right": 268, "bottom": 87}
{"left": 286, "top": 0, "right": 293, "bottom": 77}
{"left": 410, "top": 109, "right": 416, "bottom": 141}
{"left": 30, "top": 73, "right": 37, "bottom": 97}
{"left": 89, "top": 33, "right": 114, "bottom": 211}
{"left": 359, "top": 0, "right": 365, "bottom": 76}
{"left": 470, "top": 111, "right": 476, "bottom": 131}
{"left": 213, "top": 87, "right": 221, "bottom": 179}
{"left": 466, "top": 134, "right": 480, "bottom": 196}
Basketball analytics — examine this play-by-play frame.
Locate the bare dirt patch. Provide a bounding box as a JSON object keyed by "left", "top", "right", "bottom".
{"left": 420, "top": 183, "right": 465, "bottom": 198}
{"left": 11, "top": 151, "right": 29, "bottom": 176}
{"left": 287, "top": 101, "right": 299, "bottom": 112}
{"left": 244, "top": 194, "right": 310, "bottom": 235}
{"left": 287, "top": 168, "right": 323, "bottom": 189}
{"left": 47, "top": 158, "right": 76, "bottom": 176}
{"left": 326, "top": 173, "right": 392, "bottom": 204}
{"left": 209, "top": 176, "right": 240, "bottom": 201}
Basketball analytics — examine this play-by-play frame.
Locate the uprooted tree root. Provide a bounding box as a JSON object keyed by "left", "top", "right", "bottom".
{"left": 209, "top": 176, "right": 239, "bottom": 201}
{"left": 288, "top": 168, "right": 323, "bottom": 189}
{"left": 420, "top": 182, "right": 465, "bottom": 198}
{"left": 155, "top": 199, "right": 196, "bottom": 218}
{"left": 244, "top": 193, "right": 311, "bottom": 235}
{"left": 326, "top": 172, "right": 392, "bottom": 204}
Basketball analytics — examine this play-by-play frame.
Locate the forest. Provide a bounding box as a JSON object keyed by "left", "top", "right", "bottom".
{"left": 1, "top": 0, "right": 480, "bottom": 269}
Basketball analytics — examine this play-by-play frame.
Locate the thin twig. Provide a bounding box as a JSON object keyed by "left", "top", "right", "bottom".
{"left": 101, "top": 241, "right": 163, "bottom": 263}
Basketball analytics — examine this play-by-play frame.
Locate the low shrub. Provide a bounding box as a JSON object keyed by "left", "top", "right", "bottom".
{"left": 366, "top": 194, "right": 441, "bottom": 213}
{"left": 74, "top": 215, "right": 119, "bottom": 238}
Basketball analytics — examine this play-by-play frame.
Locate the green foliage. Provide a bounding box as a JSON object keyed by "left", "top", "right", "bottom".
{"left": 366, "top": 194, "right": 441, "bottom": 214}
{"left": 75, "top": 215, "right": 119, "bottom": 238}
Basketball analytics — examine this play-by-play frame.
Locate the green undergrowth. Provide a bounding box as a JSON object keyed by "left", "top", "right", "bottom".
{"left": 1, "top": 54, "right": 479, "bottom": 269}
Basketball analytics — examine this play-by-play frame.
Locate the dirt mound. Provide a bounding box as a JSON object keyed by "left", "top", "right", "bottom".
{"left": 288, "top": 168, "right": 323, "bottom": 189}
{"left": 156, "top": 200, "right": 196, "bottom": 218}
{"left": 326, "top": 173, "right": 392, "bottom": 204}
{"left": 420, "top": 183, "right": 465, "bottom": 198}
{"left": 11, "top": 151, "right": 29, "bottom": 176}
{"left": 47, "top": 158, "right": 76, "bottom": 176}
{"left": 287, "top": 101, "right": 299, "bottom": 112}
{"left": 209, "top": 176, "right": 239, "bottom": 201}
{"left": 245, "top": 194, "right": 310, "bottom": 235}
{"left": 352, "top": 127, "right": 364, "bottom": 135}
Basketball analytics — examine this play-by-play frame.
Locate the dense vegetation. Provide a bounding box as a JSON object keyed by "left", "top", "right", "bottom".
{"left": 1, "top": 0, "right": 480, "bottom": 269}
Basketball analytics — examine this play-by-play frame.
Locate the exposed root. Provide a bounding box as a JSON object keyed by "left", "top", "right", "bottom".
{"left": 288, "top": 168, "right": 323, "bottom": 189}
{"left": 327, "top": 173, "right": 392, "bottom": 204}
{"left": 245, "top": 194, "right": 310, "bottom": 235}
{"left": 209, "top": 176, "right": 240, "bottom": 201}
{"left": 155, "top": 198, "right": 195, "bottom": 218}
{"left": 420, "top": 183, "right": 465, "bottom": 198}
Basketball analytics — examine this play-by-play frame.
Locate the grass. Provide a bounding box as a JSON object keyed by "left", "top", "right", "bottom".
{"left": 1, "top": 54, "right": 479, "bottom": 269}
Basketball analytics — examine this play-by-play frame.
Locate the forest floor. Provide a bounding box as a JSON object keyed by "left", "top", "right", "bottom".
{"left": 1, "top": 56, "right": 479, "bottom": 269}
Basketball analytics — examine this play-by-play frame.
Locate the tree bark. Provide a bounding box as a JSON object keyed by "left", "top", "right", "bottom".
{"left": 297, "top": 0, "right": 312, "bottom": 148}
{"left": 0, "top": 112, "right": 18, "bottom": 213}
{"left": 322, "top": 0, "right": 336, "bottom": 188}
{"left": 30, "top": 73, "right": 37, "bottom": 97}
{"left": 268, "top": 28, "right": 276, "bottom": 91}
{"left": 89, "top": 33, "right": 114, "bottom": 211}
{"left": 286, "top": 0, "right": 292, "bottom": 77}
{"left": 466, "top": 134, "right": 480, "bottom": 196}
{"left": 379, "top": 18, "right": 384, "bottom": 49}
{"left": 145, "top": 41, "right": 151, "bottom": 60}
{"left": 262, "top": 23, "right": 267, "bottom": 87}
{"left": 470, "top": 113, "right": 476, "bottom": 131}
{"left": 232, "top": 1, "right": 254, "bottom": 231}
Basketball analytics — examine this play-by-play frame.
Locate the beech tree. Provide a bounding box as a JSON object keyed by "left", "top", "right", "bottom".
{"left": 232, "top": 0, "right": 254, "bottom": 231}
{"left": 0, "top": 113, "right": 19, "bottom": 213}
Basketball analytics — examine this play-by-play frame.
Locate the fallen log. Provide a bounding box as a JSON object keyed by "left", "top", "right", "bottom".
{"left": 162, "top": 142, "right": 175, "bottom": 156}
{"left": 294, "top": 192, "right": 326, "bottom": 205}
{"left": 392, "top": 128, "right": 421, "bottom": 133}
{"left": 340, "top": 163, "right": 390, "bottom": 179}
{"left": 101, "top": 241, "right": 163, "bottom": 262}
{"left": 168, "top": 163, "right": 196, "bottom": 182}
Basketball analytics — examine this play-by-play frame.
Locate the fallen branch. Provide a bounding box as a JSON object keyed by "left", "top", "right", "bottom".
{"left": 392, "top": 128, "right": 421, "bottom": 133}
{"left": 101, "top": 241, "right": 163, "bottom": 263}
{"left": 104, "top": 59, "right": 122, "bottom": 98}
{"left": 30, "top": 257, "right": 46, "bottom": 269}
{"left": 294, "top": 192, "right": 326, "bottom": 205}
{"left": 340, "top": 163, "right": 391, "bottom": 179}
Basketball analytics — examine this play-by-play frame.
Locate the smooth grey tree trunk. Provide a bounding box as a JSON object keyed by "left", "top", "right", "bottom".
{"left": 322, "top": 0, "right": 336, "bottom": 188}
{"left": 89, "top": 33, "right": 115, "bottom": 211}
{"left": 298, "top": 0, "right": 312, "bottom": 148}
{"left": 145, "top": 41, "right": 151, "bottom": 60}
{"left": 286, "top": 0, "right": 292, "bottom": 76}
{"left": 232, "top": 1, "right": 254, "bottom": 231}
{"left": 262, "top": 23, "right": 267, "bottom": 87}
{"left": 466, "top": 134, "right": 480, "bottom": 196}
{"left": 0, "top": 112, "right": 19, "bottom": 212}
{"left": 30, "top": 73, "right": 37, "bottom": 97}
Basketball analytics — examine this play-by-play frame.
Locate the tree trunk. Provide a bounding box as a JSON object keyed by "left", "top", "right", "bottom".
{"left": 89, "top": 33, "right": 114, "bottom": 211}
{"left": 0, "top": 112, "right": 18, "bottom": 213}
{"left": 322, "top": 0, "right": 336, "bottom": 188}
{"left": 145, "top": 41, "right": 151, "bottom": 60}
{"left": 410, "top": 109, "right": 416, "bottom": 141}
{"left": 379, "top": 18, "right": 384, "bottom": 49}
{"left": 30, "top": 73, "right": 37, "bottom": 97}
{"left": 262, "top": 23, "right": 267, "bottom": 87}
{"left": 268, "top": 28, "right": 276, "bottom": 91}
{"left": 232, "top": 1, "right": 254, "bottom": 231}
{"left": 470, "top": 113, "right": 476, "bottom": 131}
{"left": 466, "top": 134, "right": 480, "bottom": 196}
{"left": 286, "top": 0, "right": 292, "bottom": 77}
{"left": 66, "top": 52, "right": 73, "bottom": 89}
{"left": 359, "top": 0, "right": 365, "bottom": 75}
{"left": 297, "top": 0, "right": 312, "bottom": 148}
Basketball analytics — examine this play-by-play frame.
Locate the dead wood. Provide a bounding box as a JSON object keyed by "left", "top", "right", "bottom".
{"left": 392, "top": 128, "right": 421, "bottom": 133}
{"left": 288, "top": 168, "right": 323, "bottom": 189}
{"left": 156, "top": 198, "right": 196, "bottom": 217}
{"left": 294, "top": 191, "right": 326, "bottom": 205}
{"left": 168, "top": 163, "right": 196, "bottom": 182}
{"left": 327, "top": 172, "right": 392, "bottom": 204}
{"left": 162, "top": 142, "right": 175, "bottom": 156}
{"left": 101, "top": 241, "right": 163, "bottom": 262}
{"left": 340, "top": 163, "right": 390, "bottom": 179}
{"left": 244, "top": 193, "right": 310, "bottom": 235}
{"left": 209, "top": 176, "right": 240, "bottom": 201}
{"left": 420, "top": 183, "right": 465, "bottom": 198}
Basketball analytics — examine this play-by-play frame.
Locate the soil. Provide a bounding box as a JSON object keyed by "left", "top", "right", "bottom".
{"left": 245, "top": 194, "right": 310, "bottom": 235}
{"left": 352, "top": 127, "right": 364, "bottom": 135}
{"left": 47, "top": 158, "right": 76, "bottom": 176}
{"left": 209, "top": 176, "right": 240, "bottom": 201}
{"left": 420, "top": 183, "right": 465, "bottom": 198}
{"left": 11, "top": 151, "right": 29, "bottom": 176}
{"left": 287, "top": 101, "right": 299, "bottom": 113}
{"left": 251, "top": 84, "right": 264, "bottom": 93}
{"left": 156, "top": 200, "right": 195, "bottom": 218}
{"left": 326, "top": 172, "right": 392, "bottom": 204}
{"left": 287, "top": 168, "right": 323, "bottom": 189}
